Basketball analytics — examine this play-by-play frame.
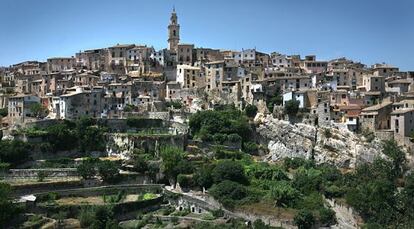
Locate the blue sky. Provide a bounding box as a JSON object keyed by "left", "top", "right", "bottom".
{"left": 1, "top": 0, "right": 413, "bottom": 70}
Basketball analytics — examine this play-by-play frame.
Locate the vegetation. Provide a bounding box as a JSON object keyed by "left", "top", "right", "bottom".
{"left": 245, "top": 104, "right": 258, "bottom": 118}
{"left": 266, "top": 89, "right": 283, "bottom": 112}
{"left": 284, "top": 100, "right": 300, "bottom": 116}
{"left": 166, "top": 100, "right": 183, "bottom": 109}
{"left": 189, "top": 105, "right": 252, "bottom": 142}
{"left": 77, "top": 158, "right": 120, "bottom": 182}
{"left": 0, "top": 108, "right": 7, "bottom": 117}
{"left": 0, "top": 183, "right": 19, "bottom": 226}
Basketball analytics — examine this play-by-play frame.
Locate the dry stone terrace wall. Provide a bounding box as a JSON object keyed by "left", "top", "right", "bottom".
{"left": 5, "top": 168, "right": 78, "bottom": 178}
{"left": 106, "top": 132, "right": 187, "bottom": 159}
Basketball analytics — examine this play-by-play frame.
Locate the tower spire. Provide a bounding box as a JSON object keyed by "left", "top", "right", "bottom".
{"left": 168, "top": 7, "right": 180, "bottom": 52}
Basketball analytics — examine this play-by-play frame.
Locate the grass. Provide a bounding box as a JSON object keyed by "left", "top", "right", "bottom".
{"left": 56, "top": 194, "right": 140, "bottom": 206}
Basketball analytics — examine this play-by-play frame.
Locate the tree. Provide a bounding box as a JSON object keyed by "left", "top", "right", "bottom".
{"left": 98, "top": 160, "right": 120, "bottom": 182}
{"left": 79, "top": 126, "right": 106, "bottom": 152}
{"left": 209, "top": 180, "right": 247, "bottom": 209}
{"left": 30, "top": 103, "right": 48, "bottom": 118}
{"left": 0, "top": 108, "right": 8, "bottom": 117}
{"left": 319, "top": 207, "right": 337, "bottom": 226}
{"left": 212, "top": 160, "right": 248, "bottom": 185}
{"left": 77, "top": 158, "right": 97, "bottom": 179}
{"left": 284, "top": 100, "right": 300, "bottom": 116}
{"left": 267, "top": 89, "right": 283, "bottom": 112}
{"left": 270, "top": 181, "right": 301, "bottom": 207}
{"left": 294, "top": 209, "right": 315, "bottom": 229}
{"left": 382, "top": 140, "right": 406, "bottom": 179}
{"left": 245, "top": 104, "right": 258, "bottom": 118}
{"left": 194, "top": 166, "right": 214, "bottom": 189}
{"left": 0, "top": 183, "right": 19, "bottom": 226}
{"left": 0, "top": 140, "right": 30, "bottom": 165}
{"left": 160, "top": 146, "right": 185, "bottom": 182}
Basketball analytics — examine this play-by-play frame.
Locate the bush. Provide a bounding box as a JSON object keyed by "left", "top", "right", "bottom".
{"left": 245, "top": 104, "right": 258, "bottom": 118}
{"left": 294, "top": 209, "right": 315, "bottom": 229}
{"left": 98, "top": 160, "right": 120, "bottom": 182}
{"left": 243, "top": 142, "right": 258, "bottom": 154}
{"left": 213, "top": 133, "right": 227, "bottom": 144}
{"left": 211, "top": 209, "right": 224, "bottom": 218}
{"left": 209, "top": 180, "right": 247, "bottom": 208}
{"left": 284, "top": 100, "right": 300, "bottom": 116}
{"left": 227, "top": 133, "right": 242, "bottom": 143}
{"left": 212, "top": 160, "right": 248, "bottom": 185}
{"left": 270, "top": 181, "right": 301, "bottom": 207}
{"left": 177, "top": 174, "right": 193, "bottom": 188}
{"left": 324, "top": 129, "right": 332, "bottom": 138}
{"left": 319, "top": 207, "right": 337, "bottom": 226}
{"left": 77, "top": 158, "right": 97, "bottom": 179}
{"left": 194, "top": 166, "right": 214, "bottom": 189}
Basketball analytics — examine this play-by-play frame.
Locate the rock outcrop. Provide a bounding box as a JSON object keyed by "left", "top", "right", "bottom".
{"left": 255, "top": 113, "right": 384, "bottom": 168}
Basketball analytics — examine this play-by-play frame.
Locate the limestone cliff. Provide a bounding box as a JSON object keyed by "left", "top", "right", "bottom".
{"left": 254, "top": 113, "right": 384, "bottom": 168}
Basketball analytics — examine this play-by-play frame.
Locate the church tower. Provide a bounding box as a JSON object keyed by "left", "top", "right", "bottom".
{"left": 168, "top": 7, "right": 180, "bottom": 52}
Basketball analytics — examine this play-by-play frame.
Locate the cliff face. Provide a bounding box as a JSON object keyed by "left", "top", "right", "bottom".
{"left": 254, "top": 114, "right": 384, "bottom": 168}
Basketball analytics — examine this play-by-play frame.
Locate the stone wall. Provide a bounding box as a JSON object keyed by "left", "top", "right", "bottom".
{"left": 6, "top": 168, "right": 78, "bottom": 178}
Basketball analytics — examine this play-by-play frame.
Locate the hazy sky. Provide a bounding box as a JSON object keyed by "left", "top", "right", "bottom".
{"left": 1, "top": 0, "right": 413, "bottom": 70}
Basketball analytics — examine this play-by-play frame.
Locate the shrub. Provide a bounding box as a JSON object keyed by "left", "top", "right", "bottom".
{"left": 227, "top": 133, "right": 242, "bottom": 143}
{"left": 270, "top": 181, "right": 301, "bottom": 207}
{"left": 319, "top": 207, "right": 337, "bottom": 226}
{"left": 324, "top": 129, "right": 332, "bottom": 138}
{"left": 209, "top": 180, "right": 247, "bottom": 209}
{"left": 243, "top": 142, "right": 258, "bottom": 154}
{"left": 213, "top": 133, "right": 227, "bottom": 144}
{"left": 294, "top": 209, "right": 315, "bottom": 229}
{"left": 245, "top": 104, "right": 258, "bottom": 118}
{"left": 98, "top": 160, "right": 120, "bottom": 182}
{"left": 212, "top": 160, "right": 248, "bottom": 185}
{"left": 177, "top": 174, "right": 193, "bottom": 188}
{"left": 284, "top": 100, "right": 300, "bottom": 116}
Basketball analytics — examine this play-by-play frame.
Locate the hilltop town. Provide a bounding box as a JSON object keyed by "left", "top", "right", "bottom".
{"left": 0, "top": 9, "right": 414, "bottom": 229}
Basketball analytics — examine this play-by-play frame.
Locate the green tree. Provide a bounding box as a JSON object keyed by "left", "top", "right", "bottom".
{"left": 79, "top": 126, "right": 106, "bottom": 152}
{"left": 382, "top": 140, "right": 406, "bottom": 179}
{"left": 319, "top": 207, "right": 337, "bottom": 226}
{"left": 209, "top": 180, "right": 247, "bottom": 209}
{"left": 270, "top": 181, "right": 301, "bottom": 207}
{"left": 267, "top": 89, "right": 283, "bottom": 112}
{"left": 212, "top": 160, "right": 248, "bottom": 185}
{"left": 30, "top": 103, "right": 48, "bottom": 118}
{"left": 0, "top": 140, "right": 30, "bottom": 165}
{"left": 77, "top": 158, "right": 97, "bottom": 179}
{"left": 245, "top": 104, "right": 258, "bottom": 118}
{"left": 0, "top": 183, "right": 19, "bottom": 226}
{"left": 98, "top": 160, "right": 120, "bottom": 182}
{"left": 0, "top": 108, "right": 8, "bottom": 117}
{"left": 160, "top": 146, "right": 185, "bottom": 182}
{"left": 294, "top": 209, "right": 315, "bottom": 229}
{"left": 194, "top": 166, "right": 214, "bottom": 189}
{"left": 284, "top": 100, "right": 300, "bottom": 116}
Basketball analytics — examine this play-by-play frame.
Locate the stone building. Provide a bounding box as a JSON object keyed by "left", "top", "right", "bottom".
{"left": 177, "top": 44, "right": 194, "bottom": 65}
{"left": 8, "top": 94, "right": 41, "bottom": 123}
{"left": 47, "top": 57, "right": 75, "bottom": 73}
{"left": 168, "top": 8, "right": 180, "bottom": 53}
{"left": 176, "top": 65, "right": 203, "bottom": 89}
{"left": 360, "top": 101, "right": 393, "bottom": 132}
{"left": 75, "top": 48, "right": 108, "bottom": 71}
{"left": 390, "top": 108, "right": 414, "bottom": 139}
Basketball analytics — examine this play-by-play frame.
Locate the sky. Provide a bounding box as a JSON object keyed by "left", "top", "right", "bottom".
{"left": 1, "top": 0, "right": 413, "bottom": 70}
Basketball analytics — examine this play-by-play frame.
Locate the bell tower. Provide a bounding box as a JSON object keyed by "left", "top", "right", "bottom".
{"left": 168, "top": 7, "right": 180, "bottom": 52}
